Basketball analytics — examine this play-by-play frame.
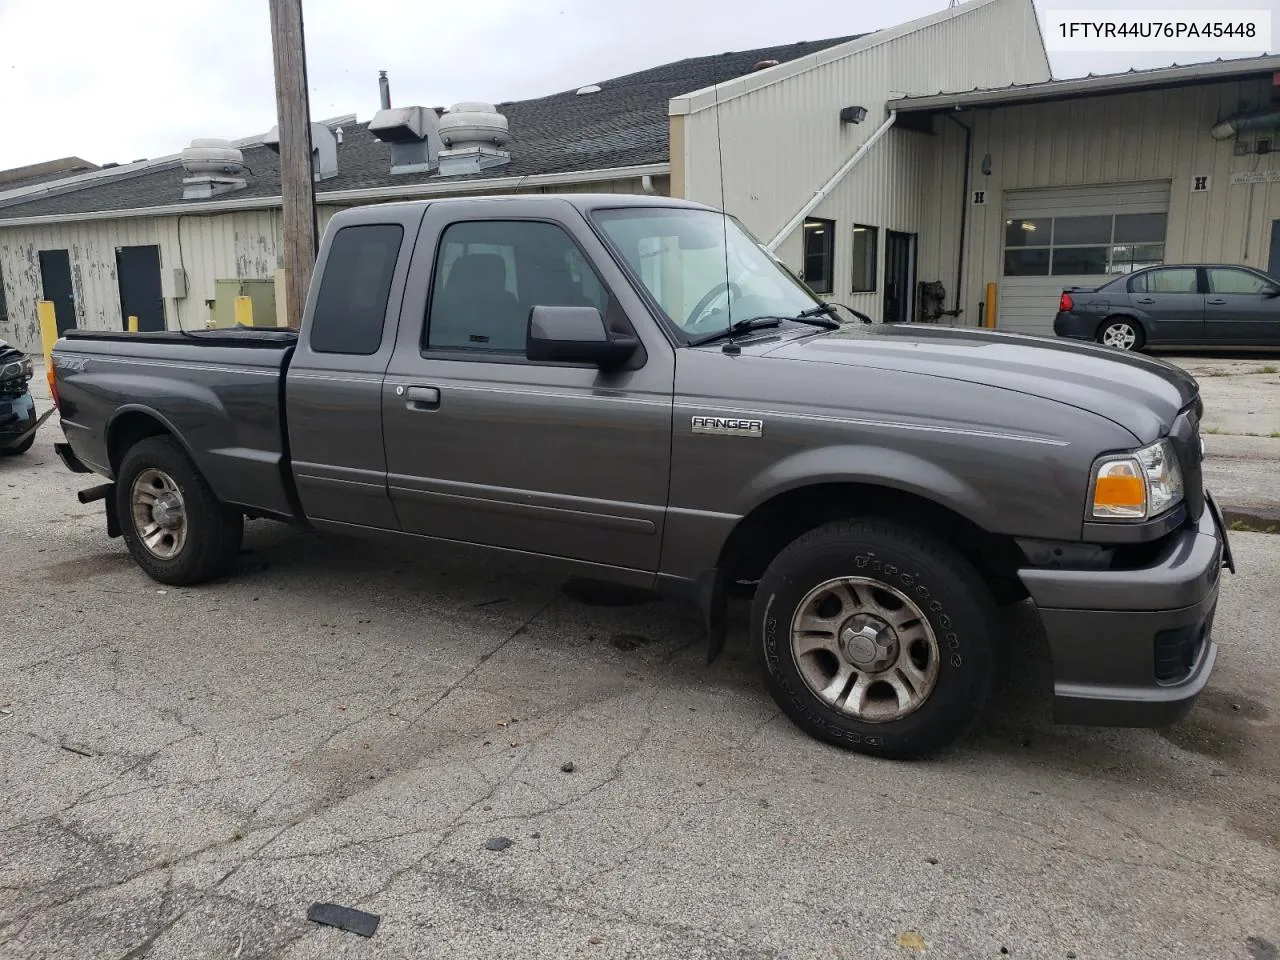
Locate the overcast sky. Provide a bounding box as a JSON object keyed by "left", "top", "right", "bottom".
{"left": 0, "top": 0, "right": 1275, "bottom": 170}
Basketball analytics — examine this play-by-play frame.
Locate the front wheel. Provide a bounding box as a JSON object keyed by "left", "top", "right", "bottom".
{"left": 115, "top": 436, "right": 243, "bottom": 585}
{"left": 0, "top": 435, "right": 34, "bottom": 456}
{"left": 1097, "top": 318, "right": 1144, "bottom": 351}
{"left": 753, "top": 519, "right": 997, "bottom": 759}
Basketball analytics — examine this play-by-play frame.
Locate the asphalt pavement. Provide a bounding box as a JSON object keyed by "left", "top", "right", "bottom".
{"left": 2, "top": 372, "right": 1279, "bottom": 959}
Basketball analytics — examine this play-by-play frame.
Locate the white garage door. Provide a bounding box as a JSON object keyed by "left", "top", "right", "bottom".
{"left": 998, "top": 181, "right": 1171, "bottom": 336}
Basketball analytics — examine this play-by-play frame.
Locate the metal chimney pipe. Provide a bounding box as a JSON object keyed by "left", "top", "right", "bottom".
{"left": 378, "top": 70, "right": 391, "bottom": 110}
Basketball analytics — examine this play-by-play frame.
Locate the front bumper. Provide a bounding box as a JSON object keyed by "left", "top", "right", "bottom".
{"left": 1019, "top": 500, "right": 1229, "bottom": 727}
{"left": 0, "top": 392, "right": 37, "bottom": 450}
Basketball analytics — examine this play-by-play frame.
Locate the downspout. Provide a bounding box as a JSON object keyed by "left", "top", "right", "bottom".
{"left": 766, "top": 110, "right": 897, "bottom": 252}
{"left": 943, "top": 112, "right": 972, "bottom": 318}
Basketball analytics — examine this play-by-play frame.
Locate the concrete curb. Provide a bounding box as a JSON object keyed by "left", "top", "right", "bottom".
{"left": 1219, "top": 505, "right": 1280, "bottom": 534}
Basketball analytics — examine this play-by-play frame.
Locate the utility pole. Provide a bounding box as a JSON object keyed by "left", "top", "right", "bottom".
{"left": 268, "top": 0, "right": 317, "bottom": 329}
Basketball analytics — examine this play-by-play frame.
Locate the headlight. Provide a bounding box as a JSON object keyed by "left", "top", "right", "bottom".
{"left": 1089, "top": 439, "right": 1183, "bottom": 520}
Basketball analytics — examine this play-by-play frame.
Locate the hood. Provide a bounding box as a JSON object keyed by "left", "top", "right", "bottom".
{"left": 759, "top": 323, "right": 1198, "bottom": 443}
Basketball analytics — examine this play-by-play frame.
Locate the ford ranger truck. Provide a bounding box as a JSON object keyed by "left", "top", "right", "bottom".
{"left": 48, "top": 194, "right": 1234, "bottom": 759}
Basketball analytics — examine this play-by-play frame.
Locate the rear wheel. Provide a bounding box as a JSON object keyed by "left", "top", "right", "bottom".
{"left": 115, "top": 436, "right": 243, "bottom": 585}
{"left": 1097, "top": 318, "right": 1144, "bottom": 351}
{"left": 753, "top": 519, "right": 997, "bottom": 759}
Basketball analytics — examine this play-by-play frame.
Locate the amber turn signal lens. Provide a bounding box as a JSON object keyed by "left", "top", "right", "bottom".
{"left": 1092, "top": 459, "right": 1146, "bottom": 519}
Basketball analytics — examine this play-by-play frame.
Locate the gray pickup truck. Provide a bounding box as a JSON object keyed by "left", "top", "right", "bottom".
{"left": 50, "top": 194, "right": 1233, "bottom": 759}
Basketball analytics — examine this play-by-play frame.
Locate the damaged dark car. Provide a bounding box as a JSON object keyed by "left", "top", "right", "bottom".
{"left": 0, "top": 340, "right": 38, "bottom": 456}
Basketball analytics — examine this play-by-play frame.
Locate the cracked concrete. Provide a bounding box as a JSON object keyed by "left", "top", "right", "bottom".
{"left": 2, "top": 406, "right": 1279, "bottom": 959}
{"left": 1160, "top": 355, "right": 1280, "bottom": 524}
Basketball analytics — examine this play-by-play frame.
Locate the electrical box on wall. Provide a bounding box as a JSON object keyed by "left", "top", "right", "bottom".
{"left": 163, "top": 268, "right": 188, "bottom": 299}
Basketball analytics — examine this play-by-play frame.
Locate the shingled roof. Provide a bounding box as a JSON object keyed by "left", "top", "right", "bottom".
{"left": 0, "top": 35, "right": 861, "bottom": 222}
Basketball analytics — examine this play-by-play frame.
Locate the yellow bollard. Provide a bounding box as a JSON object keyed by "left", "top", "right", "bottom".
{"left": 38, "top": 300, "right": 60, "bottom": 399}
{"left": 127, "top": 315, "right": 139, "bottom": 333}
{"left": 37, "top": 300, "right": 59, "bottom": 369}
{"left": 234, "top": 295, "right": 254, "bottom": 327}
{"left": 984, "top": 282, "right": 998, "bottom": 329}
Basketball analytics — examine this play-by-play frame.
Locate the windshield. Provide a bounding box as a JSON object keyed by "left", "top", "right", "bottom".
{"left": 592, "top": 207, "right": 823, "bottom": 339}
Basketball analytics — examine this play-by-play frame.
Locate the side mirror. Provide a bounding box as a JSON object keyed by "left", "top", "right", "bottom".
{"left": 1263, "top": 285, "right": 1280, "bottom": 299}
{"left": 526, "top": 305, "right": 638, "bottom": 369}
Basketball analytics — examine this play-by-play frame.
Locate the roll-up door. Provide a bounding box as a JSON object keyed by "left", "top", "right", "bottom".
{"left": 999, "top": 181, "right": 1171, "bottom": 335}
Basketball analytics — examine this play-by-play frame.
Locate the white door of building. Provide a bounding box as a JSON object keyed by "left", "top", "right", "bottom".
{"left": 998, "top": 181, "right": 1172, "bottom": 336}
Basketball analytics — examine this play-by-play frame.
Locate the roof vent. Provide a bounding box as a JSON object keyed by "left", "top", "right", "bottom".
{"left": 181, "top": 138, "right": 248, "bottom": 199}
{"left": 752, "top": 59, "right": 780, "bottom": 72}
{"left": 576, "top": 84, "right": 601, "bottom": 95}
{"left": 369, "top": 105, "right": 445, "bottom": 175}
{"left": 262, "top": 122, "right": 339, "bottom": 181}
{"left": 436, "top": 102, "right": 511, "bottom": 177}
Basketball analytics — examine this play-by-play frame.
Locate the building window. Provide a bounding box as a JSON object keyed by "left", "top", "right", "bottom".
{"left": 1002, "top": 213, "right": 1167, "bottom": 277}
{"left": 426, "top": 220, "right": 612, "bottom": 354}
{"left": 802, "top": 218, "right": 834, "bottom": 295}
{"left": 851, "top": 224, "right": 878, "bottom": 293}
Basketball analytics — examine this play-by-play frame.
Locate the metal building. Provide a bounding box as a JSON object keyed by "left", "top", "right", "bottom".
{"left": 671, "top": 0, "right": 1280, "bottom": 334}
{"left": 892, "top": 59, "right": 1280, "bottom": 333}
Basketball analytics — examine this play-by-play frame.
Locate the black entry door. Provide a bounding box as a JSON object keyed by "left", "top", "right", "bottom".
{"left": 1269, "top": 220, "right": 1280, "bottom": 280}
{"left": 883, "top": 230, "right": 917, "bottom": 324}
{"left": 116, "top": 245, "right": 165, "bottom": 332}
{"left": 38, "top": 250, "right": 77, "bottom": 335}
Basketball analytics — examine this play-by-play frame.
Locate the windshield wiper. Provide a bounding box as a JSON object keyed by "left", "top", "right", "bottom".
{"left": 795, "top": 303, "right": 845, "bottom": 328}
{"left": 687, "top": 310, "right": 843, "bottom": 347}
{"left": 687, "top": 317, "right": 783, "bottom": 347}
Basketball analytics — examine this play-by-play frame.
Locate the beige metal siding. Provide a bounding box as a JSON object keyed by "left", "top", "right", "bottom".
{"left": 921, "top": 78, "right": 1280, "bottom": 329}
{"left": 678, "top": 0, "right": 1050, "bottom": 320}
{"left": 0, "top": 217, "right": 166, "bottom": 350}
{"left": 0, "top": 176, "right": 658, "bottom": 352}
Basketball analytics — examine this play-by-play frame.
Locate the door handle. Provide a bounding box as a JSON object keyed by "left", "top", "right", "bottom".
{"left": 1207, "top": 298, "right": 1227, "bottom": 305}
{"left": 403, "top": 385, "right": 440, "bottom": 411}
{"left": 1135, "top": 297, "right": 1155, "bottom": 304}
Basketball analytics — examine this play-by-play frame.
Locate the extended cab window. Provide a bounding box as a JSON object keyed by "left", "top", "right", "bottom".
{"left": 426, "top": 220, "right": 611, "bottom": 354}
{"left": 310, "top": 224, "right": 403, "bottom": 355}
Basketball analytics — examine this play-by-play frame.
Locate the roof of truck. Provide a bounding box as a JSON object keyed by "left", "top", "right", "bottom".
{"left": 0, "top": 35, "right": 863, "bottom": 223}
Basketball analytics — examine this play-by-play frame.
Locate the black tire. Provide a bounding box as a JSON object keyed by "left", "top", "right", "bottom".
{"left": 0, "top": 435, "right": 34, "bottom": 456}
{"left": 1096, "top": 317, "right": 1145, "bottom": 351}
{"left": 115, "top": 436, "right": 243, "bottom": 585}
{"left": 753, "top": 519, "right": 997, "bottom": 760}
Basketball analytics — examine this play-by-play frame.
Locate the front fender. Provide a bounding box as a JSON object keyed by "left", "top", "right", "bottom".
{"left": 737, "top": 443, "right": 997, "bottom": 532}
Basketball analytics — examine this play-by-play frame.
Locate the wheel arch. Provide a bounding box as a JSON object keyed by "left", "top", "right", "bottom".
{"left": 106, "top": 406, "right": 194, "bottom": 478}
{"left": 717, "top": 479, "right": 1026, "bottom": 604}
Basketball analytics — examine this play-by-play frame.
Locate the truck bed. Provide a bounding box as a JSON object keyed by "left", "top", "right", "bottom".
{"left": 63, "top": 327, "right": 299, "bottom": 347}
{"left": 53, "top": 331, "right": 299, "bottom": 520}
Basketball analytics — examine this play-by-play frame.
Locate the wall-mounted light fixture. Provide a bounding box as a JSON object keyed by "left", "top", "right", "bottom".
{"left": 840, "top": 105, "right": 868, "bottom": 124}
{"left": 981, "top": 153, "right": 992, "bottom": 176}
